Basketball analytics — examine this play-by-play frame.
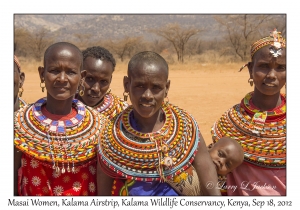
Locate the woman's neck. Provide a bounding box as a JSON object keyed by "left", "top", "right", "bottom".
{"left": 132, "top": 109, "right": 165, "bottom": 133}
{"left": 251, "top": 88, "right": 282, "bottom": 111}
{"left": 45, "top": 94, "right": 74, "bottom": 115}
{"left": 14, "top": 97, "right": 20, "bottom": 112}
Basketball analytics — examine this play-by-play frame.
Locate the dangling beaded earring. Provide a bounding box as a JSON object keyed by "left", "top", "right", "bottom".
{"left": 164, "top": 96, "right": 169, "bottom": 105}
{"left": 18, "top": 87, "right": 24, "bottom": 97}
{"left": 79, "top": 83, "right": 85, "bottom": 97}
{"left": 248, "top": 78, "right": 253, "bottom": 87}
{"left": 40, "top": 79, "right": 46, "bottom": 92}
{"left": 106, "top": 88, "right": 111, "bottom": 95}
{"left": 123, "top": 91, "right": 129, "bottom": 101}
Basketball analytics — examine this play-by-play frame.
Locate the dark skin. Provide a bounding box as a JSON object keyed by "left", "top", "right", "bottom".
{"left": 97, "top": 61, "right": 220, "bottom": 195}
{"left": 209, "top": 137, "right": 244, "bottom": 176}
{"left": 14, "top": 44, "right": 86, "bottom": 195}
{"left": 14, "top": 63, "right": 25, "bottom": 112}
{"left": 125, "top": 62, "right": 170, "bottom": 133}
{"left": 77, "top": 57, "right": 113, "bottom": 107}
{"left": 248, "top": 46, "right": 286, "bottom": 111}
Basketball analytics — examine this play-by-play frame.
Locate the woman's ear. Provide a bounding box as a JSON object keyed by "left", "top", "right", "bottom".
{"left": 38, "top": 66, "right": 45, "bottom": 82}
{"left": 165, "top": 80, "right": 171, "bottom": 97}
{"left": 123, "top": 76, "right": 130, "bottom": 93}
{"left": 19, "top": 72, "right": 25, "bottom": 88}
{"left": 247, "top": 62, "right": 253, "bottom": 79}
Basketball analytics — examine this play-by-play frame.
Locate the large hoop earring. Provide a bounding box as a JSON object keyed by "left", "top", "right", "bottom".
{"left": 40, "top": 80, "right": 46, "bottom": 92}
{"left": 19, "top": 87, "right": 24, "bottom": 97}
{"left": 78, "top": 78, "right": 86, "bottom": 97}
{"left": 79, "top": 83, "right": 85, "bottom": 97}
{"left": 123, "top": 91, "right": 129, "bottom": 101}
{"left": 248, "top": 78, "right": 253, "bottom": 87}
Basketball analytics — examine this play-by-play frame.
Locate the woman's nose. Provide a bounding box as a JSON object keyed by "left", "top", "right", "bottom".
{"left": 57, "top": 71, "right": 67, "bottom": 82}
{"left": 142, "top": 89, "right": 153, "bottom": 100}
{"left": 91, "top": 82, "right": 100, "bottom": 93}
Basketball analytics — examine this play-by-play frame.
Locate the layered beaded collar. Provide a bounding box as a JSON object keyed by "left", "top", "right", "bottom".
{"left": 242, "top": 92, "right": 286, "bottom": 118}
{"left": 211, "top": 92, "right": 286, "bottom": 169}
{"left": 19, "top": 97, "right": 26, "bottom": 108}
{"left": 99, "top": 103, "right": 200, "bottom": 181}
{"left": 92, "top": 93, "right": 128, "bottom": 119}
{"left": 32, "top": 97, "right": 86, "bottom": 133}
{"left": 14, "top": 97, "right": 105, "bottom": 174}
{"left": 122, "top": 103, "right": 172, "bottom": 140}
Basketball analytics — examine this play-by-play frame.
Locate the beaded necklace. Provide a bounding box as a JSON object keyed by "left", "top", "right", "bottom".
{"left": 98, "top": 103, "right": 200, "bottom": 182}
{"left": 93, "top": 93, "right": 128, "bottom": 119}
{"left": 14, "top": 97, "right": 107, "bottom": 174}
{"left": 211, "top": 92, "right": 286, "bottom": 168}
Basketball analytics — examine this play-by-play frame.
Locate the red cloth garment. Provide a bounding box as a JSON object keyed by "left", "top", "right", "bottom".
{"left": 18, "top": 154, "right": 97, "bottom": 196}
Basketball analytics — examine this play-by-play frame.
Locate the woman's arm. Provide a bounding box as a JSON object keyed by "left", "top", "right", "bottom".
{"left": 14, "top": 146, "right": 22, "bottom": 196}
{"left": 97, "top": 159, "right": 114, "bottom": 196}
{"left": 192, "top": 131, "right": 221, "bottom": 196}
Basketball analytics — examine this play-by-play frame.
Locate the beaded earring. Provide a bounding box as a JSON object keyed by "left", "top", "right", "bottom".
{"left": 248, "top": 78, "right": 253, "bottom": 87}
{"left": 40, "top": 80, "right": 46, "bottom": 92}
{"left": 123, "top": 91, "right": 129, "bottom": 101}
{"left": 164, "top": 96, "right": 169, "bottom": 105}
{"left": 19, "top": 87, "right": 24, "bottom": 97}
{"left": 106, "top": 88, "right": 111, "bottom": 95}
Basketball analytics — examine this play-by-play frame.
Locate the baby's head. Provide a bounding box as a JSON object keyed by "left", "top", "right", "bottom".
{"left": 209, "top": 137, "right": 244, "bottom": 176}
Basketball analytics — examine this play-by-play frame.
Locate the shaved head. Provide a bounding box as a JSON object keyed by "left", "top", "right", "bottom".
{"left": 44, "top": 42, "right": 83, "bottom": 70}
{"left": 127, "top": 51, "right": 168, "bottom": 79}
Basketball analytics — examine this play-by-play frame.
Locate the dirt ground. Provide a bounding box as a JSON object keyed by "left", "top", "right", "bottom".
{"left": 20, "top": 63, "right": 285, "bottom": 145}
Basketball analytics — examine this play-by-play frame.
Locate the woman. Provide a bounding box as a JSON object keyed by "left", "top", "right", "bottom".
{"left": 14, "top": 42, "right": 108, "bottom": 196}
{"left": 211, "top": 29, "right": 286, "bottom": 195}
{"left": 97, "top": 51, "right": 220, "bottom": 196}
{"left": 14, "top": 55, "right": 26, "bottom": 112}
{"left": 76, "top": 46, "right": 128, "bottom": 119}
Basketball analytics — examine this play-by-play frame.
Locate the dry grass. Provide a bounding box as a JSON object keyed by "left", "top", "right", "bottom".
{"left": 19, "top": 59, "right": 285, "bottom": 145}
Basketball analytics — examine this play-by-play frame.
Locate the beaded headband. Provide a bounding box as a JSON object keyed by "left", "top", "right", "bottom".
{"left": 239, "top": 29, "right": 286, "bottom": 72}
{"left": 251, "top": 28, "right": 286, "bottom": 58}
{"left": 14, "top": 55, "right": 21, "bottom": 72}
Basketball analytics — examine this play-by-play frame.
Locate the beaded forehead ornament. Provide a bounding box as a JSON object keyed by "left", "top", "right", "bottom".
{"left": 251, "top": 28, "right": 286, "bottom": 58}
{"left": 239, "top": 29, "right": 286, "bottom": 72}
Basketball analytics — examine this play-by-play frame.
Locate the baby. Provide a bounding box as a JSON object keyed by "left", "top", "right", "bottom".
{"left": 208, "top": 137, "right": 244, "bottom": 195}
{"left": 208, "top": 137, "right": 244, "bottom": 176}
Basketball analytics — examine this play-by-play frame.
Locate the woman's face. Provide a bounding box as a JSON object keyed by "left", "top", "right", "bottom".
{"left": 124, "top": 62, "right": 170, "bottom": 119}
{"left": 38, "top": 46, "right": 82, "bottom": 101}
{"left": 79, "top": 57, "right": 113, "bottom": 106}
{"left": 248, "top": 46, "right": 286, "bottom": 96}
